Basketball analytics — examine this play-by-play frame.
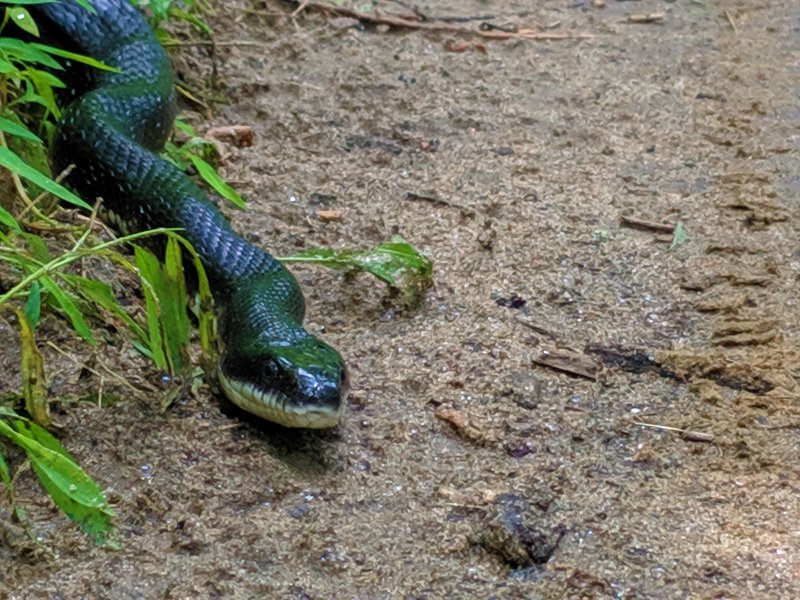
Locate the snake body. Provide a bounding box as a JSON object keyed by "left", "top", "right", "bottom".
{"left": 30, "top": 0, "right": 348, "bottom": 427}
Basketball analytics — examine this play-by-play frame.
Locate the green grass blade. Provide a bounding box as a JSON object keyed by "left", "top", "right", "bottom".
{"left": 40, "top": 275, "right": 95, "bottom": 344}
{"left": 23, "top": 280, "right": 41, "bottom": 330}
{"left": 0, "top": 418, "right": 114, "bottom": 544}
{"left": 0, "top": 445, "right": 26, "bottom": 523}
{"left": 161, "top": 236, "right": 189, "bottom": 373}
{"left": 0, "top": 38, "right": 61, "bottom": 69}
{"left": 171, "top": 235, "right": 215, "bottom": 359}
{"left": 62, "top": 274, "right": 147, "bottom": 342}
{"left": 0, "top": 204, "right": 21, "bottom": 231}
{"left": 0, "top": 447, "right": 12, "bottom": 493}
{"left": 191, "top": 249, "right": 214, "bottom": 358}
{"left": 0, "top": 114, "right": 42, "bottom": 143}
{"left": 0, "top": 146, "right": 91, "bottom": 209}
{"left": 168, "top": 7, "right": 213, "bottom": 37}
{"left": 134, "top": 245, "right": 167, "bottom": 371}
{"left": 29, "top": 42, "right": 119, "bottom": 72}
{"left": 186, "top": 153, "right": 246, "bottom": 209}
{"left": 23, "top": 231, "right": 51, "bottom": 262}
{"left": 6, "top": 6, "right": 39, "bottom": 36}
{"left": 280, "top": 237, "right": 433, "bottom": 300}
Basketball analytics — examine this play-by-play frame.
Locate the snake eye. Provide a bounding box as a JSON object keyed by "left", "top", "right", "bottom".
{"left": 261, "top": 360, "right": 280, "bottom": 382}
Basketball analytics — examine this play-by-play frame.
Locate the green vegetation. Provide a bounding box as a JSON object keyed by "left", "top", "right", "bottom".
{"left": 282, "top": 237, "right": 433, "bottom": 303}
{"left": 132, "top": 0, "right": 213, "bottom": 41}
{"left": 0, "top": 0, "right": 432, "bottom": 544}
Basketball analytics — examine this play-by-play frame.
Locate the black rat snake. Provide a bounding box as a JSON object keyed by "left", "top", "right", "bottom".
{"left": 29, "top": 0, "right": 348, "bottom": 427}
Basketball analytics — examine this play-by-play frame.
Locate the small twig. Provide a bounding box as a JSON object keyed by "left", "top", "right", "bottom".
{"left": 479, "top": 22, "right": 517, "bottom": 34}
{"left": 404, "top": 191, "right": 451, "bottom": 207}
{"left": 175, "top": 84, "right": 211, "bottom": 117}
{"left": 287, "top": 1, "right": 592, "bottom": 40}
{"left": 633, "top": 420, "right": 715, "bottom": 443}
{"left": 23, "top": 165, "right": 76, "bottom": 226}
{"left": 46, "top": 341, "right": 154, "bottom": 396}
{"left": 724, "top": 9, "right": 738, "bottom": 33}
{"left": 162, "top": 39, "right": 269, "bottom": 48}
{"left": 626, "top": 12, "right": 666, "bottom": 24}
{"left": 68, "top": 197, "right": 103, "bottom": 255}
{"left": 439, "top": 14, "right": 496, "bottom": 24}
{"left": 620, "top": 215, "right": 676, "bottom": 234}
{"left": 515, "top": 316, "right": 559, "bottom": 340}
{"left": 291, "top": 0, "right": 311, "bottom": 18}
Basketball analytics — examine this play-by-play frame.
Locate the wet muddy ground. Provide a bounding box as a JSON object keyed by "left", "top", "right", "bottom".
{"left": 2, "top": 0, "right": 799, "bottom": 597}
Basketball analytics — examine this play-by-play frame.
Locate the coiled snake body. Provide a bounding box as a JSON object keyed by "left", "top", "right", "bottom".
{"left": 31, "top": 0, "right": 348, "bottom": 427}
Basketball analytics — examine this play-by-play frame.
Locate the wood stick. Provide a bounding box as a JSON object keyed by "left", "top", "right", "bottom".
{"left": 287, "top": 1, "right": 592, "bottom": 40}
{"left": 620, "top": 215, "right": 676, "bottom": 234}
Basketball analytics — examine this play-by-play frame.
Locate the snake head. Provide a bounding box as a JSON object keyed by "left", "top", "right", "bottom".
{"left": 218, "top": 335, "right": 348, "bottom": 429}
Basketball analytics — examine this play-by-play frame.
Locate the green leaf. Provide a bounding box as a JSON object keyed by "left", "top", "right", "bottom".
{"left": 6, "top": 6, "right": 39, "bottom": 36}
{"left": 0, "top": 57, "right": 17, "bottom": 74}
{"left": 172, "top": 119, "right": 198, "bottom": 137}
{"left": 168, "top": 6, "right": 213, "bottom": 37}
{"left": 24, "top": 280, "right": 41, "bottom": 330}
{"left": 0, "top": 417, "right": 114, "bottom": 544}
{"left": 0, "top": 38, "right": 62, "bottom": 69}
{"left": 281, "top": 237, "right": 433, "bottom": 300}
{"left": 62, "top": 274, "right": 147, "bottom": 342}
{"left": 0, "top": 146, "right": 90, "bottom": 209}
{"left": 9, "top": 84, "right": 56, "bottom": 116}
{"left": 29, "top": 42, "right": 120, "bottom": 73}
{"left": 670, "top": 221, "right": 689, "bottom": 250}
{"left": 144, "top": 0, "right": 172, "bottom": 23}
{"left": 162, "top": 140, "right": 189, "bottom": 170}
{"left": 0, "top": 441, "right": 12, "bottom": 493}
{"left": 40, "top": 276, "right": 95, "bottom": 344}
{"left": 160, "top": 236, "right": 189, "bottom": 373}
{"left": 23, "top": 67, "right": 65, "bottom": 111}
{"left": 0, "top": 115, "right": 41, "bottom": 143}
{"left": 0, "top": 444, "right": 25, "bottom": 523}
{"left": 2, "top": 111, "right": 52, "bottom": 200}
{"left": 188, "top": 246, "right": 214, "bottom": 358}
{"left": 170, "top": 235, "right": 215, "bottom": 360}
{"left": 0, "top": 204, "right": 21, "bottom": 232}
{"left": 23, "top": 232, "right": 51, "bottom": 262}
{"left": 186, "top": 154, "right": 246, "bottom": 209}
{"left": 134, "top": 245, "right": 167, "bottom": 370}
{"left": 132, "top": 340, "right": 153, "bottom": 360}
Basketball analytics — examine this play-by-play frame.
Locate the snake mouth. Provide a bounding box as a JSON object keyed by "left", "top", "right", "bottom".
{"left": 217, "top": 370, "right": 344, "bottom": 429}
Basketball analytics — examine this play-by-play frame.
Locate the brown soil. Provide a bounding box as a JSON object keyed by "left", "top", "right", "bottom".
{"left": 2, "top": 0, "right": 799, "bottom": 597}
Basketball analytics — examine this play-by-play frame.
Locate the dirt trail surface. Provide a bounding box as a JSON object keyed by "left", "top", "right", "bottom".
{"left": 2, "top": 0, "right": 799, "bottom": 597}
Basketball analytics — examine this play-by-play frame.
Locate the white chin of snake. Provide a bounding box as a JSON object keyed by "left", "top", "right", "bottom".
{"left": 217, "top": 371, "right": 343, "bottom": 429}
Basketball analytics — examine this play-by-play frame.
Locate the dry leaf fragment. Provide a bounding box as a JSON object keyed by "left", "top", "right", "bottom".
{"left": 533, "top": 350, "right": 598, "bottom": 380}
{"left": 434, "top": 406, "right": 494, "bottom": 445}
{"left": 317, "top": 209, "right": 343, "bottom": 222}
{"left": 205, "top": 125, "right": 254, "bottom": 148}
{"left": 627, "top": 12, "right": 666, "bottom": 24}
{"left": 444, "top": 39, "right": 487, "bottom": 54}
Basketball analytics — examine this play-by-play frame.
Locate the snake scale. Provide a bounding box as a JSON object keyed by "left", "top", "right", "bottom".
{"left": 29, "top": 0, "right": 348, "bottom": 427}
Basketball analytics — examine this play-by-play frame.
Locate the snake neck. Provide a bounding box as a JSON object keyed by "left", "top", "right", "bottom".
{"left": 33, "top": 2, "right": 304, "bottom": 320}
